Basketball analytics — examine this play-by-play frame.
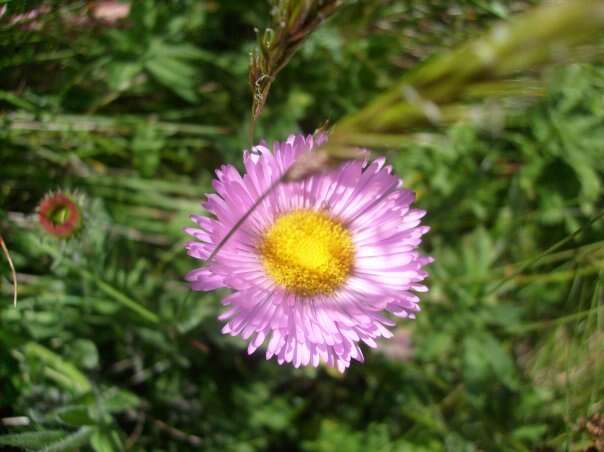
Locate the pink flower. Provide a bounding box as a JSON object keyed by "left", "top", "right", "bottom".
{"left": 378, "top": 327, "right": 414, "bottom": 362}
{"left": 185, "top": 134, "right": 432, "bottom": 372}
{"left": 92, "top": 1, "right": 130, "bottom": 23}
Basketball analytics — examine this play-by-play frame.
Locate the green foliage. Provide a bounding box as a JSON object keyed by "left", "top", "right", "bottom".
{"left": 1, "top": 1, "right": 603, "bottom": 451}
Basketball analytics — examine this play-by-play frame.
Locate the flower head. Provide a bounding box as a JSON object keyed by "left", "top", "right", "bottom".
{"left": 378, "top": 327, "right": 414, "bottom": 363}
{"left": 185, "top": 134, "right": 431, "bottom": 372}
{"left": 92, "top": 1, "right": 130, "bottom": 23}
{"left": 37, "top": 191, "right": 82, "bottom": 239}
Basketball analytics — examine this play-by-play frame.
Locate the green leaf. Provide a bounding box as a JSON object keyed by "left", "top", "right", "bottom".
{"left": 512, "top": 424, "right": 548, "bottom": 442}
{"left": 566, "top": 155, "right": 601, "bottom": 201}
{"left": 23, "top": 343, "right": 92, "bottom": 394}
{"left": 90, "top": 430, "right": 123, "bottom": 452}
{"left": 101, "top": 388, "right": 140, "bottom": 413}
{"left": 40, "top": 427, "right": 94, "bottom": 452}
{"left": 144, "top": 57, "right": 198, "bottom": 102}
{"left": 50, "top": 405, "right": 95, "bottom": 427}
{"left": 463, "top": 332, "right": 518, "bottom": 388}
{"left": 148, "top": 39, "right": 213, "bottom": 61}
{"left": 132, "top": 124, "right": 164, "bottom": 177}
{"left": 65, "top": 339, "right": 99, "bottom": 370}
{"left": 0, "top": 431, "right": 67, "bottom": 449}
{"left": 129, "top": 0, "right": 156, "bottom": 31}
{"left": 106, "top": 61, "right": 143, "bottom": 91}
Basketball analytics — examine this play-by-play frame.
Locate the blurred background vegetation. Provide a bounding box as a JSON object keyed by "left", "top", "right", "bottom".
{"left": 1, "top": 0, "right": 603, "bottom": 450}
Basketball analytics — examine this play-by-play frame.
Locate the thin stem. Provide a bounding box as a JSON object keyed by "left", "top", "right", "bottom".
{"left": 38, "top": 242, "right": 159, "bottom": 324}
{"left": 0, "top": 234, "right": 18, "bottom": 307}
{"left": 207, "top": 173, "right": 286, "bottom": 262}
{"left": 487, "top": 210, "right": 604, "bottom": 296}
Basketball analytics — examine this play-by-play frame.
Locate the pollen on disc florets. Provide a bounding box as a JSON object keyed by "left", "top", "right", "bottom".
{"left": 259, "top": 209, "right": 354, "bottom": 297}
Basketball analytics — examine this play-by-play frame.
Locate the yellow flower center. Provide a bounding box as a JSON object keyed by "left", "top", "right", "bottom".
{"left": 259, "top": 210, "right": 354, "bottom": 297}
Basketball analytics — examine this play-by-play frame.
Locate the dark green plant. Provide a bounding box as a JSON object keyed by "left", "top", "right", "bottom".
{"left": 1, "top": 1, "right": 603, "bottom": 451}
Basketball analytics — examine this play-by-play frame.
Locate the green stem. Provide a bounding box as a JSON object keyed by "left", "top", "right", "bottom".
{"left": 39, "top": 243, "right": 159, "bottom": 324}
{"left": 510, "top": 304, "right": 604, "bottom": 334}
{"left": 76, "top": 268, "right": 160, "bottom": 324}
